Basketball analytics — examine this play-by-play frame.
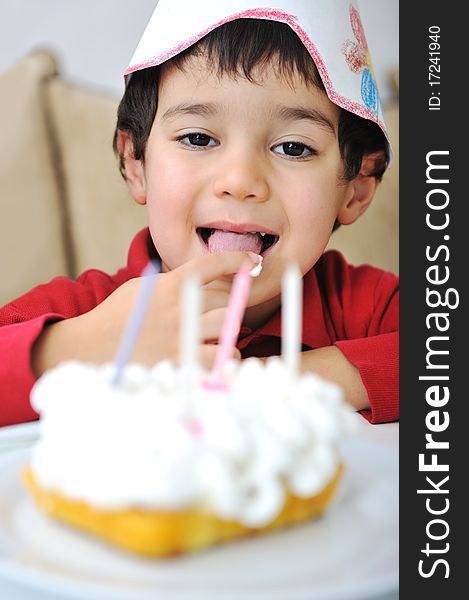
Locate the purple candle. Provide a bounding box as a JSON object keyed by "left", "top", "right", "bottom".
{"left": 111, "top": 260, "right": 160, "bottom": 385}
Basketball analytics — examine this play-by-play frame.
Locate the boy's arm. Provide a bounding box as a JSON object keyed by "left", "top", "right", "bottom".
{"left": 0, "top": 228, "right": 152, "bottom": 426}
{"left": 300, "top": 345, "right": 368, "bottom": 411}
{"left": 0, "top": 274, "right": 116, "bottom": 427}
{"left": 0, "top": 266, "right": 130, "bottom": 427}
{"left": 301, "top": 251, "right": 399, "bottom": 424}
{"left": 0, "top": 314, "right": 64, "bottom": 426}
{"left": 32, "top": 251, "right": 258, "bottom": 377}
{"left": 301, "top": 332, "right": 398, "bottom": 423}
{"left": 1, "top": 251, "right": 259, "bottom": 427}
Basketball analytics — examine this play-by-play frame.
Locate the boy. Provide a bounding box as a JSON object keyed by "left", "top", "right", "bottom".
{"left": 0, "top": 0, "right": 398, "bottom": 427}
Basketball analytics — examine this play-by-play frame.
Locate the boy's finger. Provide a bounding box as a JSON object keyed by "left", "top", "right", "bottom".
{"left": 199, "top": 343, "right": 241, "bottom": 370}
{"left": 200, "top": 289, "right": 232, "bottom": 312}
{"left": 174, "top": 251, "right": 261, "bottom": 286}
{"left": 199, "top": 307, "right": 227, "bottom": 339}
{"left": 198, "top": 344, "right": 218, "bottom": 370}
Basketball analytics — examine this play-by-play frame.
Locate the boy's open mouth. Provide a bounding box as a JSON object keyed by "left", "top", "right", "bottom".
{"left": 196, "top": 227, "right": 279, "bottom": 255}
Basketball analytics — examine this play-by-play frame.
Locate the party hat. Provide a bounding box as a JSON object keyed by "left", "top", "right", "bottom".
{"left": 125, "top": 0, "right": 389, "bottom": 142}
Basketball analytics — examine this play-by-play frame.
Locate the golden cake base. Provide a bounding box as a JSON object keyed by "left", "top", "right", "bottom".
{"left": 22, "top": 465, "right": 343, "bottom": 558}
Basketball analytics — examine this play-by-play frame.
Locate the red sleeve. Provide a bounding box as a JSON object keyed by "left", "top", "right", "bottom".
{"left": 317, "top": 251, "right": 399, "bottom": 424}
{"left": 335, "top": 332, "right": 399, "bottom": 423}
{"left": 0, "top": 313, "right": 65, "bottom": 426}
{"left": 0, "top": 271, "right": 126, "bottom": 427}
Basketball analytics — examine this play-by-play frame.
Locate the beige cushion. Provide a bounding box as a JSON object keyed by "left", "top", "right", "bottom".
{"left": 46, "top": 79, "right": 147, "bottom": 276}
{"left": 0, "top": 52, "right": 68, "bottom": 305}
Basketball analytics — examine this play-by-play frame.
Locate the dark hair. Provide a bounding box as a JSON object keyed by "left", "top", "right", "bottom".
{"left": 113, "top": 19, "right": 389, "bottom": 181}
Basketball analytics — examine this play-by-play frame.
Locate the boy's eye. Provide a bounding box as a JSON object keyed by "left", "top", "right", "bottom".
{"left": 272, "top": 142, "right": 314, "bottom": 158}
{"left": 178, "top": 133, "right": 218, "bottom": 148}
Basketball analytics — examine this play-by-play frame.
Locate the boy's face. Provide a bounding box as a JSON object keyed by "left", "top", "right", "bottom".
{"left": 129, "top": 54, "right": 366, "bottom": 309}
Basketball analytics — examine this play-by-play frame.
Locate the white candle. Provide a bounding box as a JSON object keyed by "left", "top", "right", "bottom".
{"left": 180, "top": 275, "right": 201, "bottom": 369}
{"left": 281, "top": 264, "right": 303, "bottom": 379}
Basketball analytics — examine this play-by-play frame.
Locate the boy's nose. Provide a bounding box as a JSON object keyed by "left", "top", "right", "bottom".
{"left": 212, "top": 152, "right": 269, "bottom": 202}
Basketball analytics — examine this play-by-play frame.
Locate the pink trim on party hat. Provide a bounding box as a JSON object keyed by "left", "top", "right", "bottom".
{"left": 124, "top": 7, "right": 387, "bottom": 135}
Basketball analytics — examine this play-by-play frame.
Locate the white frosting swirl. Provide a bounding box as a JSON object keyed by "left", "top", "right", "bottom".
{"left": 30, "top": 357, "right": 359, "bottom": 527}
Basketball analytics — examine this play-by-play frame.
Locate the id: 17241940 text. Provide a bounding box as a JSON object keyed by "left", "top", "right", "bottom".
{"left": 428, "top": 25, "right": 441, "bottom": 111}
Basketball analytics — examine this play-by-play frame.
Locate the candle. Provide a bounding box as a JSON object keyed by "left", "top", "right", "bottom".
{"left": 205, "top": 262, "right": 254, "bottom": 389}
{"left": 281, "top": 263, "right": 303, "bottom": 379}
{"left": 180, "top": 275, "right": 201, "bottom": 369}
{"left": 111, "top": 260, "right": 160, "bottom": 385}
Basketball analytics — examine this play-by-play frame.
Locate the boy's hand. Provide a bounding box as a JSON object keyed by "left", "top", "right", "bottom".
{"left": 32, "top": 252, "right": 260, "bottom": 377}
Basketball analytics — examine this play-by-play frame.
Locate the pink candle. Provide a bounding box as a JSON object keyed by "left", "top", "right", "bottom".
{"left": 204, "top": 262, "right": 253, "bottom": 389}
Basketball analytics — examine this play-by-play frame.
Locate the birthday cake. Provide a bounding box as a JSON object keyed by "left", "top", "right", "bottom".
{"left": 23, "top": 357, "right": 358, "bottom": 557}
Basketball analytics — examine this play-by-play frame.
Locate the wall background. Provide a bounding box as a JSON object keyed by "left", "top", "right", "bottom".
{"left": 0, "top": 0, "right": 399, "bottom": 102}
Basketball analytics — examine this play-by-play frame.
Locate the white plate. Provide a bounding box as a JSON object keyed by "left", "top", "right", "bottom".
{"left": 0, "top": 422, "right": 39, "bottom": 453}
{"left": 0, "top": 424, "right": 398, "bottom": 600}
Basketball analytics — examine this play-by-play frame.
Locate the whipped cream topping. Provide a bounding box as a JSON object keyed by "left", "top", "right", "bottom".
{"left": 249, "top": 255, "right": 263, "bottom": 278}
{"left": 30, "top": 358, "right": 359, "bottom": 527}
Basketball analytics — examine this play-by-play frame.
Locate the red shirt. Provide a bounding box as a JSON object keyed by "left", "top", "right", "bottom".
{"left": 0, "top": 228, "right": 399, "bottom": 427}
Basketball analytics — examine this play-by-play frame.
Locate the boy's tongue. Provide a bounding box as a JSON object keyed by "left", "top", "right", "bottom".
{"left": 207, "top": 230, "right": 262, "bottom": 254}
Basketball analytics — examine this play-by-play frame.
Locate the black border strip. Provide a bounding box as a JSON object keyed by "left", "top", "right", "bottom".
{"left": 400, "top": 1, "right": 465, "bottom": 596}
